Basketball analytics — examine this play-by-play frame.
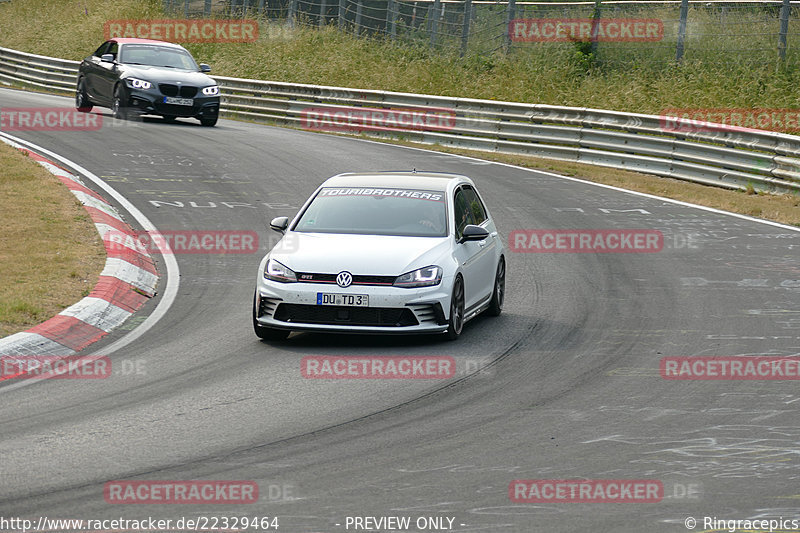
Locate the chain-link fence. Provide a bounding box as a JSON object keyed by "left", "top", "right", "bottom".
{"left": 162, "top": 0, "right": 800, "bottom": 64}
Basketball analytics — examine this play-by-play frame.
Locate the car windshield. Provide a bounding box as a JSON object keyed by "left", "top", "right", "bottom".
{"left": 119, "top": 45, "right": 198, "bottom": 70}
{"left": 293, "top": 187, "right": 448, "bottom": 237}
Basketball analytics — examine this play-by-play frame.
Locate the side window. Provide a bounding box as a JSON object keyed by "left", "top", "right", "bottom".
{"left": 107, "top": 43, "right": 118, "bottom": 60}
{"left": 462, "top": 186, "right": 487, "bottom": 225}
{"left": 93, "top": 42, "right": 109, "bottom": 57}
{"left": 453, "top": 188, "right": 476, "bottom": 240}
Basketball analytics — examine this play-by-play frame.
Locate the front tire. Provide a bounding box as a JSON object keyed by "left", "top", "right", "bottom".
{"left": 444, "top": 275, "right": 465, "bottom": 341}
{"left": 199, "top": 115, "right": 218, "bottom": 127}
{"left": 486, "top": 257, "right": 505, "bottom": 317}
{"left": 253, "top": 292, "right": 290, "bottom": 341}
{"left": 75, "top": 78, "right": 92, "bottom": 112}
{"left": 112, "top": 84, "right": 128, "bottom": 120}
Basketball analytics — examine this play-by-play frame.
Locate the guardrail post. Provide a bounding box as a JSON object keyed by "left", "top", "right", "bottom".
{"left": 184, "top": 0, "right": 190, "bottom": 17}
{"left": 589, "top": 0, "right": 602, "bottom": 55}
{"left": 204, "top": 0, "right": 212, "bottom": 15}
{"left": 504, "top": 0, "right": 516, "bottom": 51}
{"left": 339, "top": 0, "right": 347, "bottom": 30}
{"left": 288, "top": 0, "right": 298, "bottom": 27}
{"left": 460, "top": 0, "right": 472, "bottom": 57}
{"left": 258, "top": 0, "right": 265, "bottom": 16}
{"left": 676, "top": 0, "right": 689, "bottom": 62}
{"left": 429, "top": 0, "right": 441, "bottom": 48}
{"left": 387, "top": 0, "right": 398, "bottom": 39}
{"left": 354, "top": 0, "right": 363, "bottom": 35}
{"left": 779, "top": 0, "right": 791, "bottom": 62}
{"left": 320, "top": 0, "right": 327, "bottom": 27}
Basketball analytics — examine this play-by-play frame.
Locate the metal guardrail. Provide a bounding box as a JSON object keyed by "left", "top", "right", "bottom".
{"left": 1, "top": 45, "right": 799, "bottom": 194}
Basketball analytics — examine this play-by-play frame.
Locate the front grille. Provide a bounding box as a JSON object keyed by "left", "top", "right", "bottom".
{"left": 159, "top": 84, "right": 198, "bottom": 98}
{"left": 274, "top": 304, "right": 418, "bottom": 327}
{"left": 295, "top": 272, "right": 396, "bottom": 286}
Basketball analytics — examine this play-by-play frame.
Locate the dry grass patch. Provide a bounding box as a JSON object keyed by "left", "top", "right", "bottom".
{"left": 0, "top": 142, "right": 106, "bottom": 338}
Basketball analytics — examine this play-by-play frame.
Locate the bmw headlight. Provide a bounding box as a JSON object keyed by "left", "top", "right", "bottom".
{"left": 125, "top": 78, "right": 152, "bottom": 90}
{"left": 264, "top": 258, "right": 297, "bottom": 283}
{"left": 393, "top": 266, "right": 442, "bottom": 288}
{"left": 202, "top": 85, "right": 219, "bottom": 96}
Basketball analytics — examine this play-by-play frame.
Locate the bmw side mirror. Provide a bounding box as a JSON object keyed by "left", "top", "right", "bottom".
{"left": 100, "top": 53, "right": 115, "bottom": 63}
{"left": 458, "top": 224, "right": 489, "bottom": 244}
{"left": 270, "top": 216, "right": 289, "bottom": 234}
{"left": 199, "top": 63, "right": 211, "bottom": 73}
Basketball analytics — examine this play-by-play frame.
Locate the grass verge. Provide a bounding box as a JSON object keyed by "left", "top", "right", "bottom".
{"left": 0, "top": 142, "right": 106, "bottom": 338}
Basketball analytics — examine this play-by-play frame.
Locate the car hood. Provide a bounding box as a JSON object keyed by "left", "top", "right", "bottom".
{"left": 120, "top": 65, "right": 215, "bottom": 86}
{"left": 270, "top": 232, "right": 452, "bottom": 276}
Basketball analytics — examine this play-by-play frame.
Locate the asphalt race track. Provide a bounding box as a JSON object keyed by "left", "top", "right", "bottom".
{"left": 1, "top": 87, "right": 800, "bottom": 532}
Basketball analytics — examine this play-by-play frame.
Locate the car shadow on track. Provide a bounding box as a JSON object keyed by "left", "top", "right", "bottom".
{"left": 98, "top": 112, "right": 213, "bottom": 128}
{"left": 256, "top": 312, "right": 514, "bottom": 351}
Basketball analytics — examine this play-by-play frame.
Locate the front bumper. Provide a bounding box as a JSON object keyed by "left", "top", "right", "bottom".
{"left": 125, "top": 87, "right": 219, "bottom": 118}
{"left": 255, "top": 278, "right": 452, "bottom": 335}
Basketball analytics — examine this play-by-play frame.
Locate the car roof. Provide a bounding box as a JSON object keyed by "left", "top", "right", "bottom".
{"left": 322, "top": 172, "right": 471, "bottom": 192}
{"left": 111, "top": 38, "right": 185, "bottom": 48}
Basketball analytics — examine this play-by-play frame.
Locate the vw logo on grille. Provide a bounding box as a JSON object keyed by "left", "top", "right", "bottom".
{"left": 336, "top": 271, "right": 353, "bottom": 288}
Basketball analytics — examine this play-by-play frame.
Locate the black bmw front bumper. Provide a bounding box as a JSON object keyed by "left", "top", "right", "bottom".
{"left": 124, "top": 86, "right": 220, "bottom": 119}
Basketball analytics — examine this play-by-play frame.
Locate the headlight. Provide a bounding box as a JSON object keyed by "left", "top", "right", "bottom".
{"left": 393, "top": 265, "right": 442, "bottom": 288}
{"left": 264, "top": 258, "right": 297, "bottom": 283}
{"left": 202, "top": 85, "right": 219, "bottom": 96}
{"left": 125, "top": 78, "right": 152, "bottom": 90}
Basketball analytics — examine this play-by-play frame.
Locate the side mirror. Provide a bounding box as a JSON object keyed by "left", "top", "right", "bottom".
{"left": 100, "top": 53, "right": 115, "bottom": 63}
{"left": 269, "top": 216, "right": 289, "bottom": 234}
{"left": 199, "top": 63, "right": 211, "bottom": 73}
{"left": 458, "top": 224, "right": 489, "bottom": 243}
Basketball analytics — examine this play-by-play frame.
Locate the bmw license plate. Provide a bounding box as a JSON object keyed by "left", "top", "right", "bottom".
{"left": 317, "top": 293, "right": 369, "bottom": 307}
{"left": 164, "top": 96, "right": 193, "bottom": 106}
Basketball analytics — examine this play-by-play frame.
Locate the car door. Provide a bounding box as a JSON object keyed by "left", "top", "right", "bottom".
{"left": 82, "top": 42, "right": 109, "bottom": 101}
{"left": 451, "top": 186, "right": 496, "bottom": 312}
{"left": 94, "top": 41, "right": 120, "bottom": 104}
{"left": 461, "top": 185, "right": 498, "bottom": 302}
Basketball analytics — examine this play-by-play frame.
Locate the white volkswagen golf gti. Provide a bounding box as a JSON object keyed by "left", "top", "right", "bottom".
{"left": 253, "top": 171, "right": 505, "bottom": 340}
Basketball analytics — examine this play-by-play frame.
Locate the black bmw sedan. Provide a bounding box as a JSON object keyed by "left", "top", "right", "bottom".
{"left": 76, "top": 38, "right": 220, "bottom": 127}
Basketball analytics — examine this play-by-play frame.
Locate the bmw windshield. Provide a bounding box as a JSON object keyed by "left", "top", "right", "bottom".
{"left": 293, "top": 187, "right": 448, "bottom": 237}
{"left": 119, "top": 44, "right": 198, "bottom": 70}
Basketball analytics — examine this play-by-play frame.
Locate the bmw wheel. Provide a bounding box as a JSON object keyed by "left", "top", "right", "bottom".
{"left": 112, "top": 84, "right": 128, "bottom": 120}
{"left": 199, "top": 115, "right": 218, "bottom": 127}
{"left": 75, "top": 78, "right": 92, "bottom": 112}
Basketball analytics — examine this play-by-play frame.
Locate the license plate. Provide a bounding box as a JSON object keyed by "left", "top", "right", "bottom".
{"left": 164, "top": 96, "right": 193, "bottom": 106}
{"left": 317, "top": 293, "right": 369, "bottom": 307}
